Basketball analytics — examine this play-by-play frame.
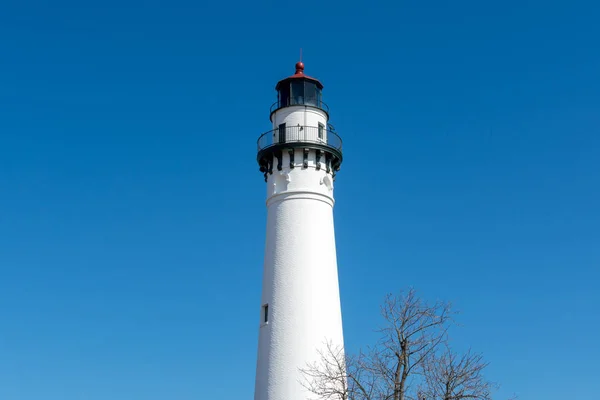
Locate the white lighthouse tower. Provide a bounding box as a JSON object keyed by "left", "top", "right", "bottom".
{"left": 254, "top": 61, "right": 345, "bottom": 400}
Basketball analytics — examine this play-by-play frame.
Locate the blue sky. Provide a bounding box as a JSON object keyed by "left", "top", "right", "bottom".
{"left": 0, "top": 0, "right": 599, "bottom": 398}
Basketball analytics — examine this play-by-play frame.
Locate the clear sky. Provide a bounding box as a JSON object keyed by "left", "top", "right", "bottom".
{"left": 0, "top": 0, "right": 598, "bottom": 399}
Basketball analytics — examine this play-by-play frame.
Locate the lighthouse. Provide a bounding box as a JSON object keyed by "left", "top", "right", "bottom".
{"left": 254, "top": 62, "right": 345, "bottom": 400}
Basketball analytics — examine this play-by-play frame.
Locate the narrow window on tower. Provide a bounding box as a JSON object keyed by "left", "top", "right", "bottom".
{"left": 263, "top": 304, "right": 269, "bottom": 324}
{"left": 318, "top": 122, "right": 324, "bottom": 140}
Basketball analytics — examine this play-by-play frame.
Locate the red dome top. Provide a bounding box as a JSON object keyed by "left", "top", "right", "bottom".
{"left": 275, "top": 61, "right": 323, "bottom": 90}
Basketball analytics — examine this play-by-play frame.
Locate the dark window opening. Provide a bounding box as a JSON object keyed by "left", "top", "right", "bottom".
{"left": 278, "top": 123, "right": 286, "bottom": 143}
{"left": 318, "top": 123, "right": 324, "bottom": 140}
{"left": 263, "top": 304, "right": 269, "bottom": 323}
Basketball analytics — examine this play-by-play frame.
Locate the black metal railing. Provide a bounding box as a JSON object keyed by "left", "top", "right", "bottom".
{"left": 270, "top": 99, "right": 330, "bottom": 115}
{"left": 257, "top": 125, "right": 342, "bottom": 153}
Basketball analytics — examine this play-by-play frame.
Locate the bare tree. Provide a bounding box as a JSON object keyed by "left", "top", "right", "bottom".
{"left": 376, "top": 289, "right": 453, "bottom": 400}
{"left": 300, "top": 341, "right": 382, "bottom": 400}
{"left": 301, "top": 289, "right": 453, "bottom": 400}
{"left": 420, "top": 345, "right": 497, "bottom": 400}
{"left": 300, "top": 341, "right": 349, "bottom": 400}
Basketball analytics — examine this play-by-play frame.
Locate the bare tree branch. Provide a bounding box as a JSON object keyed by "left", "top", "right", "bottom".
{"left": 300, "top": 341, "right": 350, "bottom": 400}
{"left": 420, "top": 344, "right": 498, "bottom": 400}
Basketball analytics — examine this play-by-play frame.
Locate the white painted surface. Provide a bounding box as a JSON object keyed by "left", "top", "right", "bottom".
{"left": 254, "top": 105, "right": 345, "bottom": 400}
{"left": 273, "top": 106, "right": 328, "bottom": 132}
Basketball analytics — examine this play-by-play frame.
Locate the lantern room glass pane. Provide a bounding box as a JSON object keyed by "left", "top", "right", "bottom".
{"left": 291, "top": 81, "right": 304, "bottom": 105}
{"left": 279, "top": 84, "right": 290, "bottom": 108}
{"left": 305, "top": 82, "right": 317, "bottom": 106}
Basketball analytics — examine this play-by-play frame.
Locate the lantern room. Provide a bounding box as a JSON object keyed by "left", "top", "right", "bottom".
{"left": 270, "top": 62, "right": 328, "bottom": 118}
